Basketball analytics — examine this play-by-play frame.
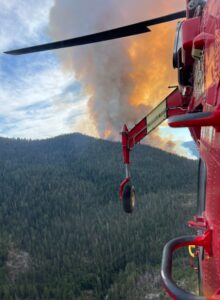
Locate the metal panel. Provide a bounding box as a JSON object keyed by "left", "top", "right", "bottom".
{"left": 147, "top": 99, "right": 167, "bottom": 134}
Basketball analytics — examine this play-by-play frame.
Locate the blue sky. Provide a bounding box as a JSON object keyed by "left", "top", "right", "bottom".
{"left": 0, "top": 0, "right": 194, "bottom": 157}
{"left": 0, "top": 0, "right": 90, "bottom": 139}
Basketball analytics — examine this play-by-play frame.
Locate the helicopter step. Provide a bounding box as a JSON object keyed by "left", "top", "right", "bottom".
{"left": 168, "top": 111, "right": 220, "bottom": 130}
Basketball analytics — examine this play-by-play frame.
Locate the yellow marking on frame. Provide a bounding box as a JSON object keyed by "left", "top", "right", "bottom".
{"left": 188, "top": 245, "right": 196, "bottom": 258}
{"left": 147, "top": 99, "right": 167, "bottom": 134}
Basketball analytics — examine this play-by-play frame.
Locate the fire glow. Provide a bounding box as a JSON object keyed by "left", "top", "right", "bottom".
{"left": 49, "top": 0, "right": 189, "bottom": 156}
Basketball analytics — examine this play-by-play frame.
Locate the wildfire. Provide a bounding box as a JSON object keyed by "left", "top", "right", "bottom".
{"left": 49, "top": 0, "right": 189, "bottom": 156}
{"left": 125, "top": 22, "right": 183, "bottom": 154}
{"left": 103, "top": 129, "right": 112, "bottom": 139}
{"left": 128, "top": 23, "right": 177, "bottom": 108}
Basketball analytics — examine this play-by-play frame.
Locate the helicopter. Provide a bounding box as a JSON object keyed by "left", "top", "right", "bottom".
{"left": 4, "top": 0, "right": 220, "bottom": 298}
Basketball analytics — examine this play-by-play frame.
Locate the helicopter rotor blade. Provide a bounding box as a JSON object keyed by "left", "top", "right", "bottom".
{"left": 4, "top": 10, "right": 185, "bottom": 55}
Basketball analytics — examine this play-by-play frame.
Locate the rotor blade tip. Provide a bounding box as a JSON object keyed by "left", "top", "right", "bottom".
{"left": 4, "top": 51, "right": 16, "bottom": 55}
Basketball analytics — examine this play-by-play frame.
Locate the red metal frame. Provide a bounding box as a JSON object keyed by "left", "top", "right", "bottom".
{"left": 161, "top": 232, "right": 212, "bottom": 300}
{"left": 120, "top": 88, "right": 185, "bottom": 198}
{"left": 120, "top": 0, "right": 220, "bottom": 298}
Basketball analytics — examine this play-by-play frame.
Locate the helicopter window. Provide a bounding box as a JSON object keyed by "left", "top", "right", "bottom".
{"left": 197, "top": 158, "right": 206, "bottom": 216}
{"left": 188, "top": 0, "right": 207, "bottom": 18}
{"left": 178, "top": 64, "right": 193, "bottom": 87}
{"left": 173, "top": 21, "right": 194, "bottom": 87}
{"left": 173, "top": 21, "right": 182, "bottom": 69}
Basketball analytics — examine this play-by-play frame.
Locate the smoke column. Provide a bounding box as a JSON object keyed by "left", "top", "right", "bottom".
{"left": 49, "top": 0, "right": 188, "bottom": 155}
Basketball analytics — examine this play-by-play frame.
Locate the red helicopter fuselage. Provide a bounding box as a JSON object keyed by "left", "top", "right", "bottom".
{"left": 120, "top": 0, "right": 220, "bottom": 299}
{"left": 169, "top": 1, "right": 220, "bottom": 298}
{"left": 187, "top": 1, "right": 220, "bottom": 298}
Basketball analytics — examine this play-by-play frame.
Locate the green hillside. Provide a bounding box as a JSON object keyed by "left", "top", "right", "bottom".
{"left": 0, "top": 134, "right": 198, "bottom": 299}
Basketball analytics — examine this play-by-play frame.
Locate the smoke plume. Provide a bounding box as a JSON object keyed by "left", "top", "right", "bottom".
{"left": 49, "top": 0, "right": 188, "bottom": 155}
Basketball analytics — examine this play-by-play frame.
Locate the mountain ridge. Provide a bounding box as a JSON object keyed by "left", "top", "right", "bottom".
{"left": 0, "top": 133, "right": 198, "bottom": 300}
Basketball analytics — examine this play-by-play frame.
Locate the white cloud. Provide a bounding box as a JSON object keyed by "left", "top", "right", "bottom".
{"left": 0, "top": 0, "right": 88, "bottom": 139}
{"left": 0, "top": 55, "right": 87, "bottom": 139}
{"left": 0, "top": 0, "right": 54, "bottom": 51}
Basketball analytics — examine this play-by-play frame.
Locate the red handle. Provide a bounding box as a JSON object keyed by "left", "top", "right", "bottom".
{"left": 161, "top": 231, "right": 212, "bottom": 300}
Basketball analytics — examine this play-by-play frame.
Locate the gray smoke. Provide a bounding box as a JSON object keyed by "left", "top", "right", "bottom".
{"left": 49, "top": 0, "right": 185, "bottom": 139}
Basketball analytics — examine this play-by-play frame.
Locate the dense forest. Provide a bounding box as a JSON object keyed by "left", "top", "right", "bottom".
{"left": 0, "top": 134, "right": 198, "bottom": 299}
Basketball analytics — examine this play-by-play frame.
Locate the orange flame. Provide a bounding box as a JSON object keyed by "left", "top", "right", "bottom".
{"left": 125, "top": 23, "right": 180, "bottom": 154}
{"left": 128, "top": 24, "right": 177, "bottom": 108}
{"left": 103, "top": 129, "right": 112, "bottom": 139}
{"left": 49, "top": 0, "right": 188, "bottom": 156}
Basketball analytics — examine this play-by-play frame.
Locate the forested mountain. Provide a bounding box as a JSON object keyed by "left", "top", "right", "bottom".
{"left": 0, "top": 134, "right": 198, "bottom": 300}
